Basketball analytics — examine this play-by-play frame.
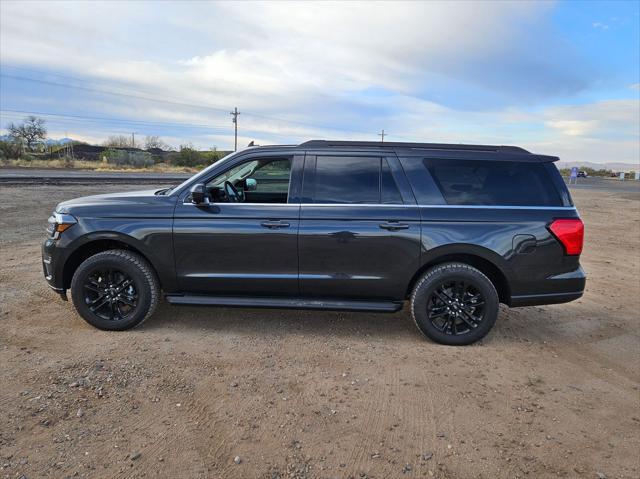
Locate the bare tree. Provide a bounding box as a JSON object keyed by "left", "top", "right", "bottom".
{"left": 7, "top": 116, "right": 47, "bottom": 151}
{"left": 144, "top": 135, "right": 169, "bottom": 150}
{"left": 103, "top": 135, "right": 132, "bottom": 148}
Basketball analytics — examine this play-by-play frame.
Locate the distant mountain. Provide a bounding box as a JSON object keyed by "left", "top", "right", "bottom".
{"left": 0, "top": 135, "right": 78, "bottom": 146}
{"left": 557, "top": 161, "right": 639, "bottom": 172}
{"left": 45, "top": 137, "right": 75, "bottom": 145}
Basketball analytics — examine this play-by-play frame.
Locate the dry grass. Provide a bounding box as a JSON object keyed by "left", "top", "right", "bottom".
{"left": 1, "top": 158, "right": 202, "bottom": 173}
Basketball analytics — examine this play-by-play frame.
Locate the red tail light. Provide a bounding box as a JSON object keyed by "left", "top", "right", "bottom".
{"left": 549, "top": 218, "right": 584, "bottom": 255}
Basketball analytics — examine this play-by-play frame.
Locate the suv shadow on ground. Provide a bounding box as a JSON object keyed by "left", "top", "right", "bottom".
{"left": 137, "top": 302, "right": 551, "bottom": 346}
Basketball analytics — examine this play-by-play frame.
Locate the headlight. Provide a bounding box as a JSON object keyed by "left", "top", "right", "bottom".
{"left": 47, "top": 212, "right": 77, "bottom": 238}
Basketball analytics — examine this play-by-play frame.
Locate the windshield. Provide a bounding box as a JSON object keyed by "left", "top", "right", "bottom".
{"left": 160, "top": 150, "right": 238, "bottom": 195}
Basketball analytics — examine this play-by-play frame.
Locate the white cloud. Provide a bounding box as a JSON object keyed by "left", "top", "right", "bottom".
{"left": 1, "top": 0, "right": 584, "bottom": 108}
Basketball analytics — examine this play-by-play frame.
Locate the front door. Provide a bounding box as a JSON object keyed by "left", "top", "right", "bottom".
{"left": 173, "top": 155, "right": 301, "bottom": 296}
{"left": 298, "top": 154, "right": 421, "bottom": 300}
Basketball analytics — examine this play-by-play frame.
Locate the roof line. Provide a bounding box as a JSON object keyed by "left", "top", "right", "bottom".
{"left": 298, "top": 140, "right": 530, "bottom": 154}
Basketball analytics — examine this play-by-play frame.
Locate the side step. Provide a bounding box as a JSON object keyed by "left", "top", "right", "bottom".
{"left": 165, "top": 294, "right": 403, "bottom": 313}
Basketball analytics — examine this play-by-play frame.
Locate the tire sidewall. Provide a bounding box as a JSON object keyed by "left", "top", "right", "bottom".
{"left": 412, "top": 265, "right": 499, "bottom": 346}
{"left": 71, "top": 253, "right": 153, "bottom": 331}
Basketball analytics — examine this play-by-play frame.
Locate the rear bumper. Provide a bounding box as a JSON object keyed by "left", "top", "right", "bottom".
{"left": 509, "top": 266, "right": 586, "bottom": 307}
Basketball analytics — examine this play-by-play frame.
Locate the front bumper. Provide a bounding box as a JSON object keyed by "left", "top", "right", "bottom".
{"left": 509, "top": 266, "right": 586, "bottom": 307}
{"left": 42, "top": 238, "right": 70, "bottom": 300}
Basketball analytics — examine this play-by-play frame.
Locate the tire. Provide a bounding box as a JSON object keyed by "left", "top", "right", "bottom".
{"left": 70, "top": 249, "right": 159, "bottom": 331}
{"left": 410, "top": 263, "right": 499, "bottom": 345}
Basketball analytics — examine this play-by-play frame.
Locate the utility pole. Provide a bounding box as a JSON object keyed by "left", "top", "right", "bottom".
{"left": 378, "top": 129, "right": 385, "bottom": 142}
{"left": 131, "top": 132, "right": 137, "bottom": 148}
{"left": 230, "top": 107, "right": 240, "bottom": 151}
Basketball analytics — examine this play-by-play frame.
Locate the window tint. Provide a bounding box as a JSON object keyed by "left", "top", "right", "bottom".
{"left": 381, "top": 159, "right": 403, "bottom": 204}
{"left": 425, "top": 159, "right": 562, "bottom": 206}
{"left": 250, "top": 159, "right": 291, "bottom": 194}
{"left": 206, "top": 157, "right": 291, "bottom": 203}
{"left": 314, "top": 156, "right": 380, "bottom": 204}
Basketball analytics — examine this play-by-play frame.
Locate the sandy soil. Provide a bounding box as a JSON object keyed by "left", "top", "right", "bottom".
{"left": 0, "top": 184, "right": 638, "bottom": 479}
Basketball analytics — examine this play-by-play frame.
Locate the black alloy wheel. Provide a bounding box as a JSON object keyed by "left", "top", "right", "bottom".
{"left": 82, "top": 268, "right": 138, "bottom": 321}
{"left": 71, "top": 249, "right": 159, "bottom": 330}
{"left": 410, "top": 263, "right": 499, "bottom": 345}
{"left": 426, "top": 280, "right": 486, "bottom": 335}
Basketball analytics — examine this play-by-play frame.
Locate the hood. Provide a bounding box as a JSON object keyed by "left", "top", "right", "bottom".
{"left": 56, "top": 189, "right": 177, "bottom": 218}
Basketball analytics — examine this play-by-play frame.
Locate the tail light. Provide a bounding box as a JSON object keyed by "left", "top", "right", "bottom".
{"left": 549, "top": 218, "right": 584, "bottom": 255}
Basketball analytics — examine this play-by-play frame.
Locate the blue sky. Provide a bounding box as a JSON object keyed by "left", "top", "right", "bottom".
{"left": 1, "top": 0, "right": 638, "bottom": 164}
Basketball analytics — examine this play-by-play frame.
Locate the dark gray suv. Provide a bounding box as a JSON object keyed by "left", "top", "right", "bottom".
{"left": 42, "top": 140, "right": 585, "bottom": 345}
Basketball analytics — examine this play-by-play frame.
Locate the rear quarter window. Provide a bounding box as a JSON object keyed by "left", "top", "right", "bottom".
{"left": 424, "top": 159, "right": 563, "bottom": 206}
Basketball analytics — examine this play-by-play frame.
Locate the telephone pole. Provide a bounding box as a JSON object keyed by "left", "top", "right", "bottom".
{"left": 230, "top": 107, "right": 240, "bottom": 151}
{"left": 131, "top": 132, "right": 137, "bottom": 148}
{"left": 378, "top": 129, "right": 385, "bottom": 142}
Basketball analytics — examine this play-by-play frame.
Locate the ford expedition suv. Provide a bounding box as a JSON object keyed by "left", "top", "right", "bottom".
{"left": 43, "top": 140, "right": 585, "bottom": 345}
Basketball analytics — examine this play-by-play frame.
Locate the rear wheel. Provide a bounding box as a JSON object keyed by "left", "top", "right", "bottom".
{"left": 410, "top": 263, "right": 499, "bottom": 345}
{"left": 70, "top": 249, "right": 159, "bottom": 330}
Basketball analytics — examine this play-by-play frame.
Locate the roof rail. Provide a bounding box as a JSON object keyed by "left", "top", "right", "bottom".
{"left": 298, "top": 140, "right": 530, "bottom": 154}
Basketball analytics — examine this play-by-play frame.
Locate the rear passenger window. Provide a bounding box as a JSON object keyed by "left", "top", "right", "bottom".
{"left": 313, "top": 156, "right": 403, "bottom": 204}
{"left": 425, "top": 159, "right": 562, "bottom": 206}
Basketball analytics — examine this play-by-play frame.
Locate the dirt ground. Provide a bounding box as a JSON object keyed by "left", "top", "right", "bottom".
{"left": 0, "top": 184, "right": 638, "bottom": 479}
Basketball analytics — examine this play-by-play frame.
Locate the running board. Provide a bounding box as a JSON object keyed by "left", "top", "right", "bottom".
{"left": 165, "top": 294, "right": 403, "bottom": 313}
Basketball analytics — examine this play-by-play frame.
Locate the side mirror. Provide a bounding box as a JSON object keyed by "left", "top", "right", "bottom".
{"left": 245, "top": 178, "right": 257, "bottom": 191}
{"left": 190, "top": 183, "right": 209, "bottom": 204}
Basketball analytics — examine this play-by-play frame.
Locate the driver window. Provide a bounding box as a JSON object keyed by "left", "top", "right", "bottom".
{"left": 206, "top": 157, "right": 292, "bottom": 204}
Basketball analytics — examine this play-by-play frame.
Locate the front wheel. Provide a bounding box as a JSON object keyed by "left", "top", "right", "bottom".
{"left": 70, "top": 249, "right": 159, "bottom": 330}
{"left": 410, "top": 263, "right": 499, "bottom": 345}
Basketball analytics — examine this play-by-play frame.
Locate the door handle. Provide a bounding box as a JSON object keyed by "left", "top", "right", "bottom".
{"left": 379, "top": 222, "right": 409, "bottom": 231}
{"left": 261, "top": 220, "right": 290, "bottom": 229}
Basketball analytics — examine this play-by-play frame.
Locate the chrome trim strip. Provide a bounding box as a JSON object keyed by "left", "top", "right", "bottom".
{"left": 185, "top": 273, "right": 382, "bottom": 280}
{"left": 416, "top": 204, "right": 576, "bottom": 211}
{"left": 181, "top": 202, "right": 576, "bottom": 211}
{"left": 302, "top": 204, "right": 575, "bottom": 210}
{"left": 186, "top": 273, "right": 297, "bottom": 279}
{"left": 182, "top": 201, "right": 300, "bottom": 207}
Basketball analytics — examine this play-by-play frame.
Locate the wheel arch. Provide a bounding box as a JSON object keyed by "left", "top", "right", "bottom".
{"left": 407, "top": 245, "right": 512, "bottom": 304}
{"left": 62, "top": 233, "right": 160, "bottom": 290}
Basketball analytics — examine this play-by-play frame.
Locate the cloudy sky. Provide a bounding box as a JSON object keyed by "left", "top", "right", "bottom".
{"left": 1, "top": 0, "right": 639, "bottom": 164}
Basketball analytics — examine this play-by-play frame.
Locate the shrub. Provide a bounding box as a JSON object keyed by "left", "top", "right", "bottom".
{"left": 170, "top": 145, "right": 205, "bottom": 167}
{"left": 0, "top": 140, "right": 23, "bottom": 160}
{"left": 102, "top": 149, "right": 154, "bottom": 168}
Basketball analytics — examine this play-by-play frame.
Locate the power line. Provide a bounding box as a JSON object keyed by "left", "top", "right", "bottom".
{"left": 0, "top": 109, "right": 230, "bottom": 130}
{"left": 0, "top": 71, "right": 378, "bottom": 136}
{"left": 1, "top": 67, "right": 422, "bottom": 142}
{"left": 0, "top": 73, "right": 232, "bottom": 115}
{"left": 0, "top": 108, "right": 333, "bottom": 145}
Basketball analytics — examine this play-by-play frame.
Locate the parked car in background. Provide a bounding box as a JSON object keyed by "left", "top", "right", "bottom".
{"left": 43, "top": 140, "right": 585, "bottom": 345}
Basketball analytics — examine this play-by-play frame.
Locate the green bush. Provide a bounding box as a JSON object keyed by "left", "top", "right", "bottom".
{"left": 103, "top": 149, "right": 154, "bottom": 168}
{"left": 170, "top": 145, "right": 206, "bottom": 167}
{"left": 0, "top": 140, "right": 24, "bottom": 160}
{"left": 200, "top": 149, "right": 221, "bottom": 164}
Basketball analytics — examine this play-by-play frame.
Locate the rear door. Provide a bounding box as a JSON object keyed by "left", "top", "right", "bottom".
{"left": 298, "top": 153, "right": 421, "bottom": 300}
